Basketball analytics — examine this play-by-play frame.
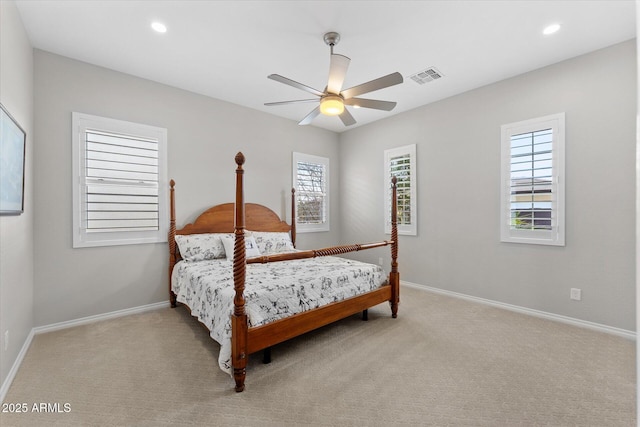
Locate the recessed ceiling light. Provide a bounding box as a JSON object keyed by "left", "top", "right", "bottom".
{"left": 543, "top": 23, "right": 561, "bottom": 35}
{"left": 151, "top": 22, "right": 167, "bottom": 33}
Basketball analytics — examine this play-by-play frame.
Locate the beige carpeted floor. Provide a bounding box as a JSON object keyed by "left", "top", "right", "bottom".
{"left": 0, "top": 286, "right": 635, "bottom": 426}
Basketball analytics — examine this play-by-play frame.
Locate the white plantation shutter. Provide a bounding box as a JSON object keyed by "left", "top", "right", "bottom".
{"left": 500, "top": 113, "right": 565, "bottom": 246}
{"left": 85, "top": 130, "right": 160, "bottom": 232}
{"left": 293, "top": 152, "right": 329, "bottom": 232}
{"left": 508, "top": 129, "right": 553, "bottom": 231}
{"left": 390, "top": 153, "right": 412, "bottom": 226}
{"left": 296, "top": 161, "right": 326, "bottom": 224}
{"left": 72, "top": 113, "right": 168, "bottom": 247}
{"left": 384, "top": 144, "right": 417, "bottom": 235}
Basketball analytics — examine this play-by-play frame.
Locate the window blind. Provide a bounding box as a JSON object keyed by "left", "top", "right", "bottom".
{"left": 296, "top": 160, "right": 326, "bottom": 225}
{"left": 509, "top": 128, "right": 553, "bottom": 231}
{"left": 500, "top": 113, "right": 564, "bottom": 246}
{"left": 384, "top": 144, "right": 416, "bottom": 236}
{"left": 389, "top": 153, "right": 412, "bottom": 226}
{"left": 84, "top": 130, "right": 159, "bottom": 232}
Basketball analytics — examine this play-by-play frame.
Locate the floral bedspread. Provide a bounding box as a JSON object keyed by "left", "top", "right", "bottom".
{"left": 171, "top": 255, "right": 387, "bottom": 374}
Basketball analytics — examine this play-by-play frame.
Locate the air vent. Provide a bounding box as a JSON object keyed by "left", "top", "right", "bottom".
{"left": 409, "top": 67, "right": 444, "bottom": 85}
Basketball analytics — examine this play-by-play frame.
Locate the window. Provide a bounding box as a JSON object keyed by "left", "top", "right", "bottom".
{"left": 72, "top": 112, "right": 168, "bottom": 248}
{"left": 500, "top": 113, "right": 565, "bottom": 246}
{"left": 292, "top": 152, "right": 329, "bottom": 232}
{"left": 384, "top": 144, "right": 417, "bottom": 236}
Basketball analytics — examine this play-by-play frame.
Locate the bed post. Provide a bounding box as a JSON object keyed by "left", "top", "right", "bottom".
{"left": 169, "top": 179, "right": 177, "bottom": 308}
{"left": 291, "top": 188, "right": 297, "bottom": 248}
{"left": 232, "top": 152, "right": 248, "bottom": 392}
{"left": 390, "top": 176, "right": 399, "bottom": 318}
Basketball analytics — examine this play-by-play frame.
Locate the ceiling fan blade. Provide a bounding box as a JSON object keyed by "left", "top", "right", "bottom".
{"left": 265, "top": 99, "right": 319, "bottom": 106}
{"left": 327, "top": 54, "right": 350, "bottom": 95}
{"left": 344, "top": 98, "right": 397, "bottom": 111}
{"left": 298, "top": 106, "right": 321, "bottom": 126}
{"left": 339, "top": 108, "right": 356, "bottom": 126}
{"left": 268, "top": 74, "right": 325, "bottom": 97}
{"left": 340, "top": 72, "right": 403, "bottom": 99}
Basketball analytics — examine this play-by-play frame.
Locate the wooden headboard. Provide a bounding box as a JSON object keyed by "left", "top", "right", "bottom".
{"left": 175, "top": 202, "right": 291, "bottom": 235}
{"left": 168, "top": 180, "right": 296, "bottom": 268}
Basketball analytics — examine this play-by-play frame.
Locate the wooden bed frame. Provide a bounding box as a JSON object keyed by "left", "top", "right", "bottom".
{"left": 169, "top": 152, "right": 399, "bottom": 392}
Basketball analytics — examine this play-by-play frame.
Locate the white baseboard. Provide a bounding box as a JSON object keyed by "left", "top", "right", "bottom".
{"left": 33, "top": 300, "right": 170, "bottom": 335}
{"left": 402, "top": 281, "right": 636, "bottom": 340}
{"left": 0, "top": 329, "right": 34, "bottom": 404}
{"left": 1, "top": 300, "right": 170, "bottom": 403}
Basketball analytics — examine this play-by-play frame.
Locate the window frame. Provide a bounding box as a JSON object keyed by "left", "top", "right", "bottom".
{"left": 384, "top": 144, "right": 417, "bottom": 236}
{"left": 292, "top": 152, "right": 330, "bottom": 233}
{"left": 72, "top": 112, "right": 168, "bottom": 248}
{"left": 500, "top": 112, "right": 565, "bottom": 246}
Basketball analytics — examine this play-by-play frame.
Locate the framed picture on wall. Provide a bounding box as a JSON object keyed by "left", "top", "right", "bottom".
{"left": 0, "top": 103, "right": 26, "bottom": 215}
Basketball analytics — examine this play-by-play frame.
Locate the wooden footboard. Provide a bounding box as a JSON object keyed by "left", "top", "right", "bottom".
{"left": 231, "top": 152, "right": 399, "bottom": 392}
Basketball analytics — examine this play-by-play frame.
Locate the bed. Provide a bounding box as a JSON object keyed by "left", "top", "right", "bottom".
{"left": 168, "top": 152, "right": 400, "bottom": 392}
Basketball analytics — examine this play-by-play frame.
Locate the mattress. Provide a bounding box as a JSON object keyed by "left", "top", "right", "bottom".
{"left": 171, "top": 254, "right": 387, "bottom": 374}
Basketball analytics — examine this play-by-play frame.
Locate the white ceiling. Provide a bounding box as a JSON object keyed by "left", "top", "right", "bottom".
{"left": 15, "top": 0, "right": 636, "bottom": 133}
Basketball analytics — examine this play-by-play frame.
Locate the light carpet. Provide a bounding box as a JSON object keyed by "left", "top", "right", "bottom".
{"left": 0, "top": 286, "right": 635, "bottom": 426}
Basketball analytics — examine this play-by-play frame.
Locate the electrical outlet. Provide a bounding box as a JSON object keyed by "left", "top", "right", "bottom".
{"left": 4, "top": 330, "right": 8, "bottom": 351}
{"left": 570, "top": 288, "right": 582, "bottom": 301}
{"left": 378, "top": 257, "right": 384, "bottom": 266}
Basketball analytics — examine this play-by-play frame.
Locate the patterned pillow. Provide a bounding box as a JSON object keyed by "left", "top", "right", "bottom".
{"left": 248, "top": 231, "right": 295, "bottom": 255}
{"left": 220, "top": 234, "right": 261, "bottom": 261}
{"left": 175, "top": 233, "right": 228, "bottom": 262}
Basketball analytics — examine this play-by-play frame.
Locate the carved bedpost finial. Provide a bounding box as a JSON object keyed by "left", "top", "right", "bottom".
{"left": 235, "top": 152, "right": 245, "bottom": 167}
{"left": 170, "top": 179, "right": 175, "bottom": 188}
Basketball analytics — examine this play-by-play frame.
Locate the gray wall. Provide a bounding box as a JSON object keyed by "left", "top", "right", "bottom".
{"left": 33, "top": 50, "right": 340, "bottom": 327}
{"left": 0, "top": 1, "right": 35, "bottom": 388}
{"left": 339, "top": 40, "right": 637, "bottom": 332}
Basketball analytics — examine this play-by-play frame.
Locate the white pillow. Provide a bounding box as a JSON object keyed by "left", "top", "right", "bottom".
{"left": 248, "top": 231, "right": 294, "bottom": 255}
{"left": 220, "top": 234, "right": 261, "bottom": 261}
{"left": 175, "top": 233, "right": 228, "bottom": 262}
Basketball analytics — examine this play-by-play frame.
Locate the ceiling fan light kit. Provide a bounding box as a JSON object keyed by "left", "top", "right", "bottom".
{"left": 265, "top": 32, "right": 403, "bottom": 127}
{"left": 319, "top": 95, "right": 344, "bottom": 116}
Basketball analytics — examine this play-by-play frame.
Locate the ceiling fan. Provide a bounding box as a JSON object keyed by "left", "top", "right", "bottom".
{"left": 265, "top": 32, "right": 403, "bottom": 127}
